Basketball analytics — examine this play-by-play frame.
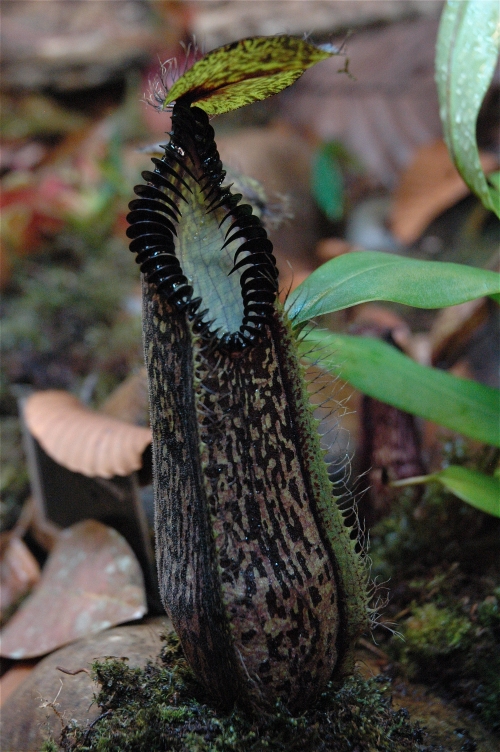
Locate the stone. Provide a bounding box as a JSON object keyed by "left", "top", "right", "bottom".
{"left": 0, "top": 617, "right": 172, "bottom": 752}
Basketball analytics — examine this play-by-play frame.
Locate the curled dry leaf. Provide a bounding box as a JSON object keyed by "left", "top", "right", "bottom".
{"left": 0, "top": 520, "right": 147, "bottom": 659}
{"left": 390, "top": 139, "right": 498, "bottom": 245}
{"left": 24, "top": 390, "right": 152, "bottom": 479}
{"left": 100, "top": 368, "right": 149, "bottom": 426}
{"left": 0, "top": 535, "right": 41, "bottom": 620}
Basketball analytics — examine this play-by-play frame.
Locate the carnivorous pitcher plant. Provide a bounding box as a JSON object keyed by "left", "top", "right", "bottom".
{"left": 127, "top": 36, "right": 369, "bottom": 712}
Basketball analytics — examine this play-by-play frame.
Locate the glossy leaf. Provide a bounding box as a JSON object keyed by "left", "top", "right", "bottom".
{"left": 163, "top": 36, "right": 334, "bottom": 115}
{"left": 436, "top": 0, "right": 500, "bottom": 218}
{"left": 288, "top": 252, "right": 500, "bottom": 324}
{"left": 393, "top": 466, "right": 500, "bottom": 518}
{"left": 298, "top": 330, "right": 500, "bottom": 448}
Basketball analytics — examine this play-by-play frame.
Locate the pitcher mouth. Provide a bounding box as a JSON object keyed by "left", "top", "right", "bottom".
{"left": 126, "top": 102, "right": 279, "bottom": 354}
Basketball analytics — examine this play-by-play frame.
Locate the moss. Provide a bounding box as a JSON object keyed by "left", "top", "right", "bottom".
{"left": 403, "top": 603, "right": 472, "bottom": 657}
{"left": 370, "top": 485, "right": 500, "bottom": 584}
{"left": 370, "top": 461, "right": 500, "bottom": 732}
{"left": 41, "top": 742, "right": 59, "bottom": 752}
{"left": 389, "top": 596, "right": 500, "bottom": 732}
{"left": 56, "top": 633, "right": 426, "bottom": 752}
{"left": 393, "top": 603, "right": 472, "bottom": 679}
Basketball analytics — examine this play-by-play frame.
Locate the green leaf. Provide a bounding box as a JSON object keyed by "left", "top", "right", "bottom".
{"left": 298, "top": 330, "right": 500, "bottom": 447}
{"left": 393, "top": 466, "right": 500, "bottom": 517}
{"left": 436, "top": 0, "right": 500, "bottom": 218}
{"left": 288, "top": 252, "right": 500, "bottom": 324}
{"left": 163, "top": 36, "right": 334, "bottom": 115}
{"left": 488, "top": 171, "right": 500, "bottom": 192}
{"left": 311, "top": 144, "right": 344, "bottom": 221}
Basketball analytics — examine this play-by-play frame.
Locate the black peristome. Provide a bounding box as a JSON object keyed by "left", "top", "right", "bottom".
{"left": 127, "top": 100, "right": 279, "bottom": 353}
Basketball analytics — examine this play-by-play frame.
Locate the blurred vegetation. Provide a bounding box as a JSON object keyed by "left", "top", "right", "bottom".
{"left": 0, "top": 90, "right": 147, "bottom": 531}
{"left": 370, "top": 440, "right": 500, "bottom": 730}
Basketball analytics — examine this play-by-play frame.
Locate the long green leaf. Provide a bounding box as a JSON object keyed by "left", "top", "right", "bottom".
{"left": 288, "top": 252, "right": 500, "bottom": 324}
{"left": 488, "top": 171, "right": 500, "bottom": 193}
{"left": 436, "top": 0, "right": 500, "bottom": 218}
{"left": 393, "top": 466, "right": 500, "bottom": 517}
{"left": 298, "top": 330, "right": 500, "bottom": 447}
{"left": 163, "top": 36, "right": 333, "bottom": 115}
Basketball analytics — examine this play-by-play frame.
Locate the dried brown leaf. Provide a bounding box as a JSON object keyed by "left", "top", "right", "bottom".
{"left": 390, "top": 139, "right": 498, "bottom": 244}
{"left": 24, "top": 390, "right": 152, "bottom": 479}
{"left": 0, "top": 661, "right": 37, "bottom": 709}
{"left": 100, "top": 368, "right": 149, "bottom": 426}
{"left": 0, "top": 520, "right": 146, "bottom": 659}
{"left": 0, "top": 535, "right": 40, "bottom": 619}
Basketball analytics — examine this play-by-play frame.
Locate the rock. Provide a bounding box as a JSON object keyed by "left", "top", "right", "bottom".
{"left": 277, "top": 17, "right": 444, "bottom": 188}
{"left": 192, "top": 1, "right": 443, "bottom": 51}
{"left": 0, "top": 617, "right": 172, "bottom": 752}
{"left": 0, "top": 0, "right": 166, "bottom": 92}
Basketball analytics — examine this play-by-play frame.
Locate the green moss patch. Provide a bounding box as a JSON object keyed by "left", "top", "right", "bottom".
{"left": 370, "top": 452, "right": 500, "bottom": 733}
{"left": 402, "top": 603, "right": 472, "bottom": 659}
{"left": 53, "top": 634, "right": 428, "bottom": 752}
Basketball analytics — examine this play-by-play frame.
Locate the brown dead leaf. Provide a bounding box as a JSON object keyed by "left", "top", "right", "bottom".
{"left": 24, "top": 390, "right": 152, "bottom": 479}
{"left": 0, "top": 520, "right": 146, "bottom": 659}
{"left": 1, "top": 0, "right": 166, "bottom": 92}
{"left": 0, "top": 535, "right": 41, "bottom": 620}
{"left": 390, "top": 139, "right": 498, "bottom": 245}
{"left": 100, "top": 368, "right": 149, "bottom": 426}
